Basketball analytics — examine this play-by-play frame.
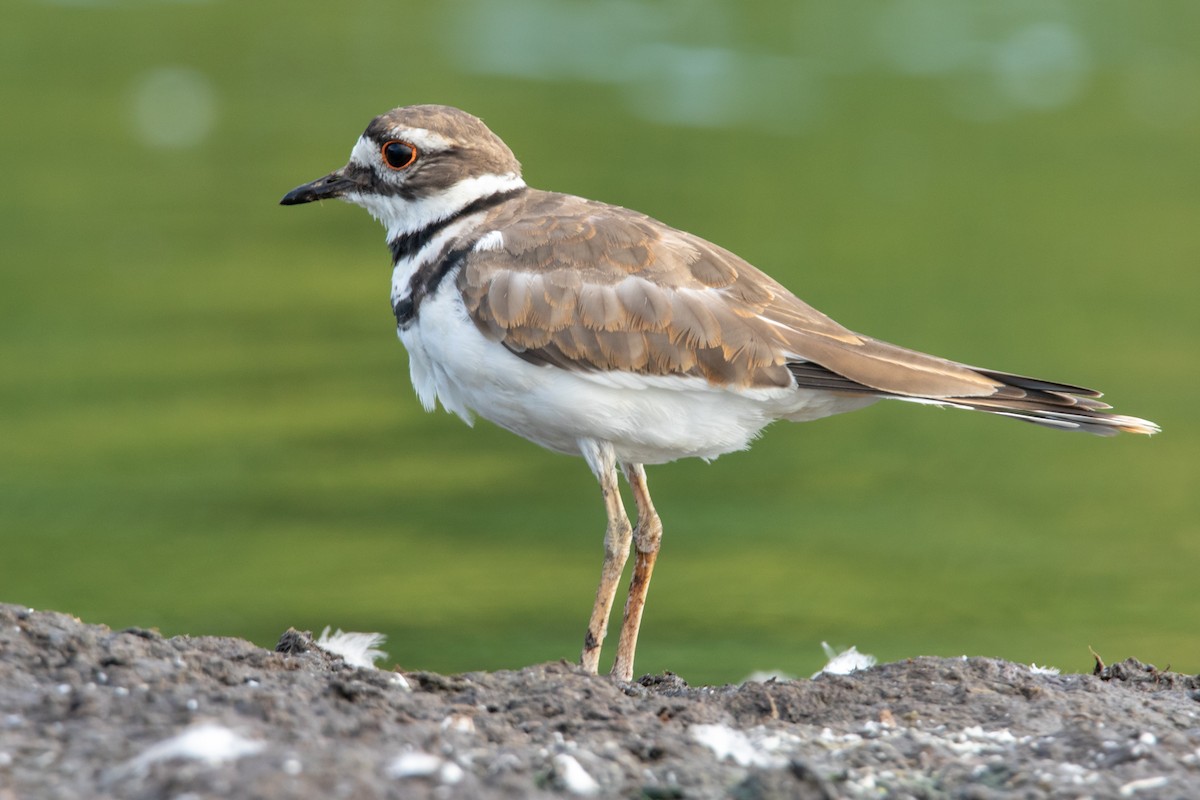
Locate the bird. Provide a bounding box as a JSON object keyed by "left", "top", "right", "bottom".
{"left": 281, "top": 104, "right": 1159, "bottom": 682}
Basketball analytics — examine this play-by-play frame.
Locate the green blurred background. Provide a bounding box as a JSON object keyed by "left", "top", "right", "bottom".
{"left": 2, "top": 1, "right": 1196, "bottom": 684}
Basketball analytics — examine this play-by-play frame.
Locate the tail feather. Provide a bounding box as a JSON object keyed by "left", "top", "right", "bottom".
{"left": 972, "top": 368, "right": 1103, "bottom": 399}
{"left": 924, "top": 395, "right": 1160, "bottom": 436}
{"left": 787, "top": 360, "right": 1160, "bottom": 436}
{"left": 942, "top": 369, "right": 1159, "bottom": 436}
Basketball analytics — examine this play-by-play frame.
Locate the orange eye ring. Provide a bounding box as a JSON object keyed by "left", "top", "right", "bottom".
{"left": 381, "top": 140, "right": 418, "bottom": 170}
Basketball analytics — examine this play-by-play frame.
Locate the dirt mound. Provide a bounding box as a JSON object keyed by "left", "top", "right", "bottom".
{"left": 2, "top": 604, "right": 1198, "bottom": 798}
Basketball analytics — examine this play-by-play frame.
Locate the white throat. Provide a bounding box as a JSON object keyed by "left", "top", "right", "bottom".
{"left": 347, "top": 172, "right": 525, "bottom": 242}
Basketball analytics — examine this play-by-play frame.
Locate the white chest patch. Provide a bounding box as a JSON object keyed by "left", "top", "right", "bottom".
{"left": 396, "top": 286, "right": 868, "bottom": 464}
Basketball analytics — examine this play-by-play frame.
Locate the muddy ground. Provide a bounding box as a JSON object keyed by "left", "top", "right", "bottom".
{"left": 2, "top": 604, "right": 1199, "bottom": 799}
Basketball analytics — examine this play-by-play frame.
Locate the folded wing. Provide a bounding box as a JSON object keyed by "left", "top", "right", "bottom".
{"left": 458, "top": 191, "right": 1157, "bottom": 436}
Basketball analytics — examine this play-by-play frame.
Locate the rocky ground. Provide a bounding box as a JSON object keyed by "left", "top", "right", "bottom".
{"left": 2, "top": 603, "right": 1199, "bottom": 799}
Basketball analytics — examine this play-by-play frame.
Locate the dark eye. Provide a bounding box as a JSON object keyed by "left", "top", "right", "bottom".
{"left": 381, "top": 140, "right": 417, "bottom": 170}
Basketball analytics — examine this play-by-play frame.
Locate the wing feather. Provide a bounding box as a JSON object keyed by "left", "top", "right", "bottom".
{"left": 576, "top": 284, "right": 623, "bottom": 331}
{"left": 457, "top": 189, "right": 1139, "bottom": 436}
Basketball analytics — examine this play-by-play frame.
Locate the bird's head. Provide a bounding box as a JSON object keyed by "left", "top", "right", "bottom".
{"left": 280, "top": 104, "right": 524, "bottom": 238}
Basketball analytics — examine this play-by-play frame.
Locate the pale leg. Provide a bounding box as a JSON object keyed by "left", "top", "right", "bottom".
{"left": 578, "top": 441, "right": 632, "bottom": 674}
{"left": 611, "top": 462, "right": 663, "bottom": 682}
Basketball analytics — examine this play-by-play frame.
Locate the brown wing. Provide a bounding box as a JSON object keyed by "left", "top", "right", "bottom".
{"left": 456, "top": 190, "right": 1158, "bottom": 436}
{"left": 459, "top": 190, "right": 1012, "bottom": 397}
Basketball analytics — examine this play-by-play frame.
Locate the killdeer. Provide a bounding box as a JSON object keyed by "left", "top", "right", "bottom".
{"left": 281, "top": 104, "right": 1158, "bottom": 682}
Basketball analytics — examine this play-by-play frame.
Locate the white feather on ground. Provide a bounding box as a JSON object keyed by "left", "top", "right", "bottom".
{"left": 812, "top": 642, "right": 876, "bottom": 678}
{"left": 315, "top": 626, "right": 388, "bottom": 669}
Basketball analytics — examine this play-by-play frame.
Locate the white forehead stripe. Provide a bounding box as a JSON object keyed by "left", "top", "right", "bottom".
{"left": 350, "top": 135, "right": 377, "bottom": 165}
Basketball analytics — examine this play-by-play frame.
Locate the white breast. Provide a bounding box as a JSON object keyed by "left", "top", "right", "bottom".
{"left": 398, "top": 286, "right": 875, "bottom": 465}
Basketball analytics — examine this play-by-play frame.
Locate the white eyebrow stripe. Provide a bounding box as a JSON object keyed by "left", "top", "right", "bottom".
{"left": 348, "top": 128, "right": 453, "bottom": 168}
{"left": 394, "top": 127, "right": 452, "bottom": 151}
{"left": 351, "top": 127, "right": 451, "bottom": 164}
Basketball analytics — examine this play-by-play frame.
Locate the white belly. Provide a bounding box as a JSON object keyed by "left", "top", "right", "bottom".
{"left": 399, "top": 289, "right": 874, "bottom": 465}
